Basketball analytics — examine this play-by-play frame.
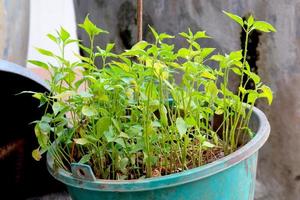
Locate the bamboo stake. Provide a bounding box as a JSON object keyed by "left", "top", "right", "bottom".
{"left": 137, "top": 0, "right": 143, "bottom": 42}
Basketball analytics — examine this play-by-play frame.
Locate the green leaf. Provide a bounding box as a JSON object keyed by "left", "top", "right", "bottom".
{"left": 159, "top": 105, "right": 168, "bottom": 126}
{"left": 52, "top": 102, "right": 64, "bottom": 115}
{"left": 149, "top": 25, "right": 159, "bottom": 41}
{"left": 65, "top": 39, "right": 79, "bottom": 45}
{"left": 32, "top": 92, "right": 43, "bottom": 100}
{"left": 28, "top": 60, "right": 49, "bottom": 70}
{"left": 232, "top": 66, "right": 242, "bottom": 75}
{"left": 82, "top": 105, "right": 97, "bottom": 117}
{"left": 34, "top": 124, "right": 49, "bottom": 150}
{"left": 106, "top": 43, "right": 115, "bottom": 52}
{"left": 188, "top": 28, "right": 193, "bottom": 37}
{"left": 79, "top": 91, "right": 93, "bottom": 98}
{"left": 202, "top": 141, "right": 215, "bottom": 148}
{"left": 206, "top": 81, "right": 218, "bottom": 96}
{"left": 79, "top": 15, "right": 108, "bottom": 37}
{"left": 210, "top": 54, "right": 225, "bottom": 62}
{"left": 47, "top": 33, "right": 58, "bottom": 43}
{"left": 194, "top": 31, "right": 211, "bottom": 39}
{"left": 35, "top": 48, "right": 54, "bottom": 57}
{"left": 39, "top": 121, "right": 51, "bottom": 133}
{"left": 119, "top": 132, "right": 130, "bottom": 139}
{"left": 74, "top": 138, "right": 89, "bottom": 145}
{"left": 260, "top": 85, "right": 273, "bottom": 105}
{"left": 201, "top": 71, "right": 216, "bottom": 80}
{"left": 176, "top": 117, "right": 188, "bottom": 137}
{"left": 177, "top": 48, "right": 190, "bottom": 59}
{"left": 158, "top": 33, "right": 175, "bottom": 41}
{"left": 32, "top": 148, "right": 42, "bottom": 161}
{"left": 104, "top": 126, "right": 115, "bottom": 143}
{"left": 179, "top": 32, "right": 190, "bottom": 39}
{"left": 200, "top": 48, "right": 215, "bottom": 59}
{"left": 59, "top": 27, "right": 70, "bottom": 42}
{"left": 247, "top": 15, "right": 254, "bottom": 27}
{"left": 80, "top": 44, "right": 93, "bottom": 55}
{"left": 41, "top": 115, "right": 52, "bottom": 123}
{"left": 215, "top": 108, "right": 224, "bottom": 115}
{"left": 223, "top": 11, "right": 244, "bottom": 27}
{"left": 122, "top": 49, "right": 146, "bottom": 57}
{"left": 115, "top": 138, "right": 125, "bottom": 148}
{"left": 96, "top": 117, "right": 111, "bottom": 138}
{"left": 244, "top": 70, "right": 260, "bottom": 84}
{"left": 119, "top": 157, "right": 129, "bottom": 174}
{"left": 191, "top": 41, "right": 201, "bottom": 50}
{"left": 239, "top": 86, "right": 247, "bottom": 94}
{"left": 131, "top": 41, "right": 149, "bottom": 51}
{"left": 185, "top": 116, "right": 197, "bottom": 127}
{"left": 112, "top": 61, "right": 130, "bottom": 72}
{"left": 247, "top": 91, "right": 258, "bottom": 104}
{"left": 229, "top": 50, "right": 243, "bottom": 61}
{"left": 223, "top": 10, "right": 244, "bottom": 27}
{"left": 79, "top": 154, "right": 91, "bottom": 164}
{"left": 253, "top": 21, "right": 276, "bottom": 32}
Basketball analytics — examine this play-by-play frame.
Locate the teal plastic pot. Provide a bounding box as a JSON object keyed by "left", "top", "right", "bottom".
{"left": 47, "top": 107, "right": 270, "bottom": 200}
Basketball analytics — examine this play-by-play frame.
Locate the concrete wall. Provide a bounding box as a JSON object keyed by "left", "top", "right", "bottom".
{"left": 27, "top": 0, "right": 78, "bottom": 71}
{"left": 73, "top": 1, "right": 300, "bottom": 199}
{"left": 0, "top": 0, "right": 29, "bottom": 66}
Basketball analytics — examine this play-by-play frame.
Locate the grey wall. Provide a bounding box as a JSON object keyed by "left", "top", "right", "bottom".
{"left": 74, "top": 1, "right": 299, "bottom": 199}
{"left": 0, "top": 0, "right": 29, "bottom": 66}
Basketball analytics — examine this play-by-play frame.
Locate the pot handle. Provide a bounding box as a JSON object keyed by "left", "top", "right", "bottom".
{"left": 71, "top": 163, "right": 96, "bottom": 181}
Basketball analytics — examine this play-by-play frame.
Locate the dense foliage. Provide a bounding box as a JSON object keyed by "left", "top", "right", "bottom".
{"left": 29, "top": 12, "right": 275, "bottom": 180}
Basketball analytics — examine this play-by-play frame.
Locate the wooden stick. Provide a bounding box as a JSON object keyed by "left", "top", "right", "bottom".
{"left": 137, "top": 0, "right": 143, "bottom": 42}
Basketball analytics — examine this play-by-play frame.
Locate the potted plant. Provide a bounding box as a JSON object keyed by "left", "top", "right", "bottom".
{"left": 29, "top": 11, "right": 275, "bottom": 200}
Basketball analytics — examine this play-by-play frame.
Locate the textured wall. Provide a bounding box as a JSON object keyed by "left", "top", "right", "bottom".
{"left": 0, "top": 0, "right": 29, "bottom": 66}
{"left": 74, "top": 1, "right": 298, "bottom": 199}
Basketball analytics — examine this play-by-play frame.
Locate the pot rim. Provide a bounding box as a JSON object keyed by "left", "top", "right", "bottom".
{"left": 47, "top": 106, "right": 270, "bottom": 192}
{"left": 0, "top": 59, "right": 49, "bottom": 90}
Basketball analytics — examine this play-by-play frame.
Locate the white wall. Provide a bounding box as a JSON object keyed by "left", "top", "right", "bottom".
{"left": 27, "top": 0, "right": 79, "bottom": 68}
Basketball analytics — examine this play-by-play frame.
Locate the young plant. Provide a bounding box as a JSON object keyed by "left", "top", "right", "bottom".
{"left": 29, "top": 12, "right": 275, "bottom": 180}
